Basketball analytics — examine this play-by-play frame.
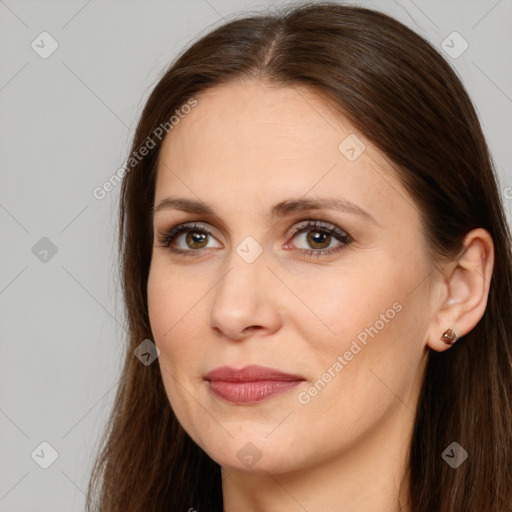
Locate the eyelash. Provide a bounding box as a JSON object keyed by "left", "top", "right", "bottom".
{"left": 156, "top": 219, "right": 353, "bottom": 259}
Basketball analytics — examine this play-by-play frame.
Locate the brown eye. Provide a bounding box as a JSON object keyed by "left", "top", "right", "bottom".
{"left": 184, "top": 231, "right": 208, "bottom": 249}
{"left": 288, "top": 220, "right": 352, "bottom": 257}
{"left": 158, "top": 219, "right": 353, "bottom": 259}
{"left": 157, "top": 223, "right": 221, "bottom": 256}
{"left": 305, "top": 230, "right": 332, "bottom": 250}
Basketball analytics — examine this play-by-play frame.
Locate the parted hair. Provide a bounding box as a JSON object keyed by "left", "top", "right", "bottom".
{"left": 87, "top": 2, "right": 512, "bottom": 510}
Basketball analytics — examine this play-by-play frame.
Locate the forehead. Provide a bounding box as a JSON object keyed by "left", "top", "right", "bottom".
{"left": 160, "top": 80, "right": 353, "bottom": 168}
{"left": 155, "top": 80, "right": 417, "bottom": 230}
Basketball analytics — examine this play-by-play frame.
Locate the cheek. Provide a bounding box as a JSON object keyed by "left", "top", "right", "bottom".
{"left": 147, "top": 266, "right": 207, "bottom": 440}
{"left": 147, "top": 265, "right": 191, "bottom": 380}
{"left": 292, "top": 302, "right": 421, "bottom": 454}
{"left": 147, "top": 270, "right": 171, "bottom": 343}
{"left": 291, "top": 263, "right": 425, "bottom": 405}
{"left": 147, "top": 260, "right": 192, "bottom": 341}
{"left": 289, "top": 264, "right": 401, "bottom": 351}
{"left": 147, "top": 262, "right": 212, "bottom": 383}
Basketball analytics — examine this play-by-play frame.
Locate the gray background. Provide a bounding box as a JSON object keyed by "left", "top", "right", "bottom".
{"left": 0, "top": 0, "right": 511, "bottom": 510}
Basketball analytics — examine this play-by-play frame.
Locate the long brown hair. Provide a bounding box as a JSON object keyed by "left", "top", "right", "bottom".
{"left": 86, "top": 2, "right": 512, "bottom": 510}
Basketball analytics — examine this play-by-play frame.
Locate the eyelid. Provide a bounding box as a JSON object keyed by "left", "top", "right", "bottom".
{"left": 157, "top": 218, "right": 352, "bottom": 243}
{"left": 156, "top": 221, "right": 221, "bottom": 247}
{"left": 158, "top": 219, "right": 354, "bottom": 259}
{"left": 286, "top": 219, "right": 351, "bottom": 240}
{"left": 157, "top": 217, "right": 349, "bottom": 239}
{"left": 156, "top": 218, "right": 353, "bottom": 256}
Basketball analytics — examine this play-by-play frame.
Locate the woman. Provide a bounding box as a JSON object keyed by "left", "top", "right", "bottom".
{"left": 87, "top": 2, "right": 512, "bottom": 511}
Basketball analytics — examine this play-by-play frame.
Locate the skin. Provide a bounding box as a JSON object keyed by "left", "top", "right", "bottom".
{"left": 147, "top": 79, "right": 494, "bottom": 512}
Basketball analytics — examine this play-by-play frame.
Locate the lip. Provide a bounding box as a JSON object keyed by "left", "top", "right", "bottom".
{"left": 205, "top": 365, "right": 305, "bottom": 404}
{"left": 205, "top": 364, "right": 304, "bottom": 382}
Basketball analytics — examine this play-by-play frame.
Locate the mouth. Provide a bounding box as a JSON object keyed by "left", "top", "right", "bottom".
{"left": 204, "top": 365, "right": 306, "bottom": 404}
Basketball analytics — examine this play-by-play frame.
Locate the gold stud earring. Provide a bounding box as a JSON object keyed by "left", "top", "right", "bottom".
{"left": 441, "top": 328, "right": 458, "bottom": 345}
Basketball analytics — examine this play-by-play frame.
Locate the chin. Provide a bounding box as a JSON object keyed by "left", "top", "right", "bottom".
{"left": 202, "top": 435, "right": 306, "bottom": 475}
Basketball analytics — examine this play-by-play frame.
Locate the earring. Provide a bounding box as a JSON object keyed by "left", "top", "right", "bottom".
{"left": 441, "top": 328, "right": 458, "bottom": 345}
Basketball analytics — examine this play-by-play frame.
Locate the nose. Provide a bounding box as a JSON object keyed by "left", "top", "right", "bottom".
{"left": 209, "top": 250, "right": 281, "bottom": 342}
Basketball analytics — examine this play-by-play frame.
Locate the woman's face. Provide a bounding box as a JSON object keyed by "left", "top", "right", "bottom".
{"left": 148, "top": 79, "right": 434, "bottom": 474}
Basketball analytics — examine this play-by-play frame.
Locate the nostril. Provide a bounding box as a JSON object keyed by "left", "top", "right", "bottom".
{"left": 245, "top": 325, "right": 262, "bottom": 333}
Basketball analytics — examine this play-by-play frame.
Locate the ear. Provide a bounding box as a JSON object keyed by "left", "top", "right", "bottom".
{"left": 426, "top": 228, "right": 494, "bottom": 352}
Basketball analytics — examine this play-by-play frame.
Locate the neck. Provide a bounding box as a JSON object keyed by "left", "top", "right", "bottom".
{"left": 221, "top": 401, "right": 414, "bottom": 512}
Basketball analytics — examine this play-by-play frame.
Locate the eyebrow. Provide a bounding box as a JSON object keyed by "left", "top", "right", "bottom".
{"left": 152, "top": 196, "right": 379, "bottom": 226}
